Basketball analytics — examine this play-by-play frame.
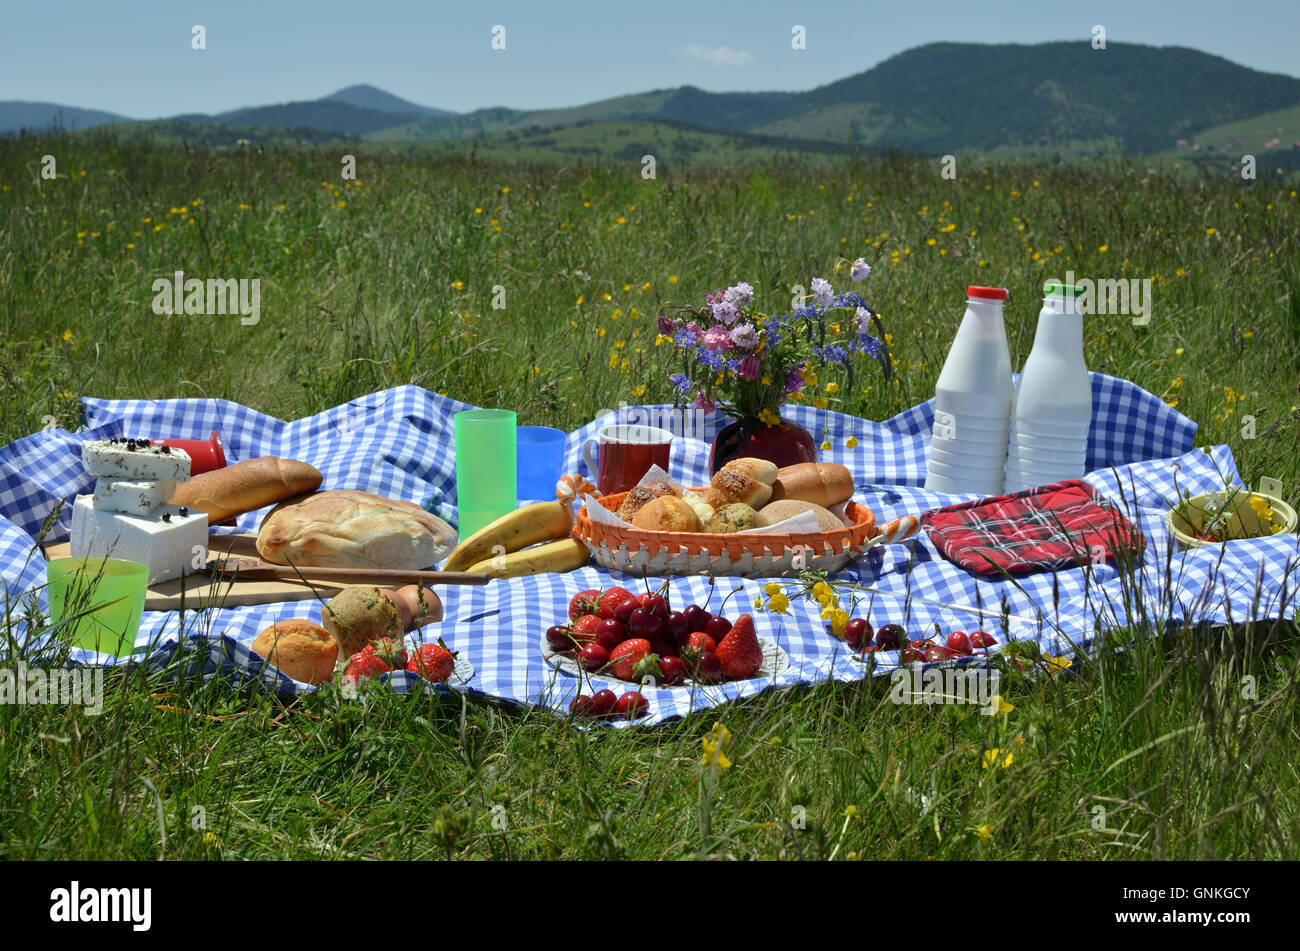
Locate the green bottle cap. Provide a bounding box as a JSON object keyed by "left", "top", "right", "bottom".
{"left": 1043, "top": 281, "right": 1086, "bottom": 297}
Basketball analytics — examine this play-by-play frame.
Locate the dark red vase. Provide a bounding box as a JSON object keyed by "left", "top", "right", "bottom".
{"left": 709, "top": 414, "right": 818, "bottom": 474}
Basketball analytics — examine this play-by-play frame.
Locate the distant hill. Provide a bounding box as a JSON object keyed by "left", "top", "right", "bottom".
{"left": 324, "top": 84, "right": 455, "bottom": 118}
{"left": 17, "top": 40, "right": 1300, "bottom": 161}
{"left": 0, "top": 101, "right": 130, "bottom": 134}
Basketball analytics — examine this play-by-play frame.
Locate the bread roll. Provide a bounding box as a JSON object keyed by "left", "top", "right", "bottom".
{"left": 257, "top": 489, "right": 457, "bottom": 569}
{"left": 724, "top": 457, "right": 778, "bottom": 485}
{"left": 682, "top": 490, "right": 715, "bottom": 525}
{"left": 770, "top": 463, "right": 854, "bottom": 508}
{"left": 616, "top": 480, "right": 680, "bottom": 522}
{"left": 706, "top": 503, "right": 758, "bottom": 533}
{"left": 252, "top": 619, "right": 338, "bottom": 685}
{"left": 170, "top": 457, "right": 323, "bottom": 522}
{"left": 631, "top": 496, "right": 702, "bottom": 532}
{"left": 755, "top": 499, "right": 847, "bottom": 532}
{"left": 322, "top": 585, "right": 405, "bottom": 656}
{"left": 706, "top": 466, "right": 773, "bottom": 509}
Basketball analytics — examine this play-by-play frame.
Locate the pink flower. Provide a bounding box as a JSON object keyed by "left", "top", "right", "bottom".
{"left": 737, "top": 354, "right": 761, "bottom": 380}
{"left": 711, "top": 298, "right": 739, "bottom": 324}
{"left": 850, "top": 258, "right": 872, "bottom": 282}
{"left": 701, "top": 325, "right": 733, "bottom": 351}
{"left": 685, "top": 321, "right": 703, "bottom": 336}
{"left": 729, "top": 322, "right": 758, "bottom": 349}
{"left": 694, "top": 393, "right": 717, "bottom": 414}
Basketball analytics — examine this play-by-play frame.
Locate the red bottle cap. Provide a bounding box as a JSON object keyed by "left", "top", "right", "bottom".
{"left": 967, "top": 286, "right": 1008, "bottom": 301}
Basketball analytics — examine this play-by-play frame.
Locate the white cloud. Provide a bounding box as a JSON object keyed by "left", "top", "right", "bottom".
{"left": 684, "top": 43, "right": 755, "bottom": 68}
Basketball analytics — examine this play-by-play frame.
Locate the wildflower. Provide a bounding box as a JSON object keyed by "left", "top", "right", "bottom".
{"left": 669, "top": 372, "right": 691, "bottom": 393}
{"left": 658, "top": 315, "right": 677, "bottom": 335}
{"left": 61, "top": 329, "right": 72, "bottom": 342}
{"left": 694, "top": 393, "right": 717, "bottom": 414}
{"left": 812, "top": 582, "right": 833, "bottom": 605}
{"left": 1205, "top": 227, "right": 1216, "bottom": 235}
{"left": 983, "top": 748, "right": 1014, "bottom": 769}
{"left": 854, "top": 306, "right": 873, "bottom": 335}
{"left": 820, "top": 440, "right": 831, "bottom": 450}
{"left": 812, "top": 397, "right": 829, "bottom": 409}
{"left": 729, "top": 323, "right": 758, "bottom": 349}
{"left": 500, "top": 186, "right": 510, "bottom": 194}
{"left": 975, "top": 824, "right": 993, "bottom": 841}
{"left": 810, "top": 277, "right": 833, "bottom": 309}
{"left": 767, "top": 591, "right": 789, "bottom": 614}
{"left": 850, "top": 258, "right": 871, "bottom": 281}
{"left": 845, "top": 436, "right": 858, "bottom": 449}
{"left": 825, "top": 382, "right": 839, "bottom": 394}
{"left": 702, "top": 326, "right": 733, "bottom": 351}
{"left": 757, "top": 406, "right": 782, "bottom": 426}
{"left": 725, "top": 281, "right": 754, "bottom": 307}
{"left": 702, "top": 724, "right": 732, "bottom": 769}
{"left": 843, "top": 804, "right": 859, "bottom": 818}
{"left": 1041, "top": 654, "right": 1072, "bottom": 673}
{"left": 990, "top": 695, "right": 1014, "bottom": 715}
{"left": 450, "top": 280, "right": 464, "bottom": 291}
{"left": 668, "top": 274, "right": 678, "bottom": 283}
{"left": 1098, "top": 244, "right": 1108, "bottom": 253}
{"left": 737, "top": 354, "right": 761, "bottom": 381}
{"left": 630, "top": 384, "right": 647, "bottom": 398}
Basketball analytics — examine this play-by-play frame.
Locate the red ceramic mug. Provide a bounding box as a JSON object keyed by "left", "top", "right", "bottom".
{"left": 582, "top": 425, "right": 673, "bottom": 496}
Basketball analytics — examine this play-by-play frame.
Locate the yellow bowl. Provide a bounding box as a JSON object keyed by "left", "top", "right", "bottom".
{"left": 1166, "top": 488, "right": 1298, "bottom": 548}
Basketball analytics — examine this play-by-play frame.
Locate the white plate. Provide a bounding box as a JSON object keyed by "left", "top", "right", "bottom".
{"left": 541, "top": 631, "right": 789, "bottom": 688}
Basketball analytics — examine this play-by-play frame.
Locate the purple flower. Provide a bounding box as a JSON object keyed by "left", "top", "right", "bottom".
{"left": 669, "top": 372, "right": 691, "bottom": 393}
{"left": 685, "top": 321, "right": 703, "bottom": 336}
{"left": 737, "top": 354, "right": 761, "bottom": 380}
{"left": 854, "top": 306, "right": 873, "bottom": 335}
{"left": 701, "top": 325, "right": 733, "bottom": 351}
{"left": 850, "top": 258, "right": 872, "bottom": 282}
{"left": 658, "top": 315, "right": 677, "bottom": 335}
{"left": 674, "top": 328, "right": 699, "bottom": 348}
{"left": 711, "top": 298, "right": 740, "bottom": 324}
{"left": 729, "top": 322, "right": 758, "bottom": 349}
{"left": 725, "top": 282, "right": 754, "bottom": 307}
{"left": 811, "top": 277, "right": 833, "bottom": 309}
{"left": 784, "top": 368, "right": 805, "bottom": 396}
{"left": 694, "top": 393, "right": 717, "bottom": 414}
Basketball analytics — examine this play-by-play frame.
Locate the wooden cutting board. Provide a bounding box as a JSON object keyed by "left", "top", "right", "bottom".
{"left": 43, "top": 533, "right": 347, "bottom": 611}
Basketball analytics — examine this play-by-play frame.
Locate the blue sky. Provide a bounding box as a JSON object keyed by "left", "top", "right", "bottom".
{"left": 2, "top": 0, "right": 1297, "bottom": 117}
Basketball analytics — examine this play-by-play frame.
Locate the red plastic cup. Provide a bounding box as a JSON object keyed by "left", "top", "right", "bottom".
{"left": 150, "top": 430, "right": 227, "bottom": 475}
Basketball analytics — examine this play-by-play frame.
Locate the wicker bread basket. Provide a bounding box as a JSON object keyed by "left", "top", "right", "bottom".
{"left": 574, "top": 489, "right": 886, "bottom": 577}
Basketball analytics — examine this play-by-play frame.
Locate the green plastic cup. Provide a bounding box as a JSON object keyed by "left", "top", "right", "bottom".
{"left": 46, "top": 557, "right": 149, "bottom": 657}
{"left": 455, "top": 408, "right": 518, "bottom": 540}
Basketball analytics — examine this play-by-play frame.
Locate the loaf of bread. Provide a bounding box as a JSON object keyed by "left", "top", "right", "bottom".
{"left": 321, "top": 584, "right": 405, "bottom": 655}
{"left": 755, "top": 499, "right": 847, "bottom": 532}
{"left": 169, "top": 457, "right": 323, "bottom": 522}
{"left": 770, "top": 462, "right": 854, "bottom": 508}
{"left": 251, "top": 619, "right": 339, "bottom": 685}
{"left": 616, "top": 480, "right": 680, "bottom": 522}
{"left": 631, "top": 496, "right": 702, "bottom": 532}
{"left": 256, "top": 489, "right": 457, "bottom": 569}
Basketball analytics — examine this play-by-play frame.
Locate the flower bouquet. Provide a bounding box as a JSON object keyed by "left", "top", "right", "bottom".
{"left": 656, "top": 258, "right": 893, "bottom": 472}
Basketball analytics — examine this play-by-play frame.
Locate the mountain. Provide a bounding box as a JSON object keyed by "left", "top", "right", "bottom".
{"left": 324, "top": 83, "right": 455, "bottom": 118}
{"left": 0, "top": 101, "right": 130, "bottom": 134}
{"left": 16, "top": 41, "right": 1300, "bottom": 158}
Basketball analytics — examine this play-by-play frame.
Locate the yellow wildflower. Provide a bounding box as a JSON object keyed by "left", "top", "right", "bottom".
{"left": 845, "top": 436, "right": 858, "bottom": 449}
{"left": 983, "top": 748, "right": 1014, "bottom": 769}
{"left": 825, "top": 383, "right": 840, "bottom": 394}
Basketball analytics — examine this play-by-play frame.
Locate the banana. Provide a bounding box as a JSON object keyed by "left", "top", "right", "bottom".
{"left": 466, "top": 537, "right": 589, "bottom": 578}
{"left": 443, "top": 500, "right": 573, "bottom": 571}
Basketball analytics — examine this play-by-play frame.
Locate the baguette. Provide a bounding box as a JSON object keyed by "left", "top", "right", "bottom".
{"left": 769, "top": 462, "right": 854, "bottom": 508}
{"left": 169, "top": 456, "right": 323, "bottom": 522}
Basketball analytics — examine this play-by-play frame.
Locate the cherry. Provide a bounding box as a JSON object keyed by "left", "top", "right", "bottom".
{"left": 616, "top": 691, "right": 648, "bottom": 719}
{"left": 683, "top": 604, "right": 710, "bottom": 633}
{"left": 578, "top": 642, "right": 609, "bottom": 672}
{"left": 945, "top": 631, "right": 972, "bottom": 655}
{"left": 638, "top": 593, "right": 670, "bottom": 621}
{"left": 704, "top": 616, "right": 732, "bottom": 641}
{"left": 970, "top": 631, "right": 997, "bottom": 649}
{"left": 628, "top": 608, "right": 665, "bottom": 640}
{"left": 694, "top": 651, "right": 724, "bottom": 684}
{"left": 647, "top": 636, "right": 676, "bottom": 660}
{"left": 667, "top": 611, "right": 689, "bottom": 648}
{"left": 595, "top": 619, "right": 628, "bottom": 651}
{"left": 614, "top": 597, "right": 639, "bottom": 625}
{"left": 844, "top": 618, "right": 871, "bottom": 650}
{"left": 546, "top": 624, "right": 576, "bottom": 652}
{"left": 875, "top": 624, "right": 904, "bottom": 650}
{"left": 589, "top": 689, "right": 617, "bottom": 717}
{"left": 658, "top": 655, "right": 688, "bottom": 686}
{"left": 569, "top": 694, "right": 595, "bottom": 717}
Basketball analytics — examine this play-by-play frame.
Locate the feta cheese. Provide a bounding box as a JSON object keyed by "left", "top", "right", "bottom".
{"left": 81, "top": 439, "right": 191, "bottom": 482}
{"left": 70, "top": 495, "right": 208, "bottom": 584}
{"left": 93, "top": 479, "right": 177, "bottom": 515}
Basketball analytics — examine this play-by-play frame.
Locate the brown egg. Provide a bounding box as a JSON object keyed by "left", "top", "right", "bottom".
{"left": 394, "top": 584, "right": 443, "bottom": 631}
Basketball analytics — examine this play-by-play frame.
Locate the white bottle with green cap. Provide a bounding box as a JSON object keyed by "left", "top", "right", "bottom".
{"left": 1004, "top": 281, "right": 1091, "bottom": 493}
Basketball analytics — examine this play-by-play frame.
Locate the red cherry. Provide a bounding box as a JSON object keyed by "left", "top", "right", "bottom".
{"left": 595, "top": 619, "right": 628, "bottom": 651}
{"left": 614, "top": 597, "right": 639, "bottom": 624}
{"left": 638, "top": 593, "right": 669, "bottom": 621}
{"left": 589, "top": 689, "right": 617, "bottom": 716}
{"left": 970, "top": 631, "right": 997, "bottom": 649}
{"left": 875, "top": 624, "right": 903, "bottom": 650}
{"left": 844, "top": 618, "right": 870, "bottom": 650}
{"left": 683, "top": 604, "right": 710, "bottom": 633}
{"left": 945, "top": 631, "right": 972, "bottom": 655}
{"left": 546, "top": 624, "right": 576, "bottom": 652}
{"left": 658, "top": 655, "right": 688, "bottom": 686}
{"left": 704, "top": 616, "right": 732, "bottom": 641}
{"left": 578, "top": 643, "right": 609, "bottom": 672}
{"left": 569, "top": 694, "right": 595, "bottom": 717}
{"left": 616, "top": 691, "right": 648, "bottom": 719}
{"left": 667, "top": 611, "right": 689, "bottom": 648}
{"left": 628, "top": 608, "right": 665, "bottom": 639}
{"left": 694, "top": 651, "right": 724, "bottom": 684}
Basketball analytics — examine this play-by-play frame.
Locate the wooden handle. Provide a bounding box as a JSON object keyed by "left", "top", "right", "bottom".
{"left": 208, "top": 558, "right": 489, "bottom": 585}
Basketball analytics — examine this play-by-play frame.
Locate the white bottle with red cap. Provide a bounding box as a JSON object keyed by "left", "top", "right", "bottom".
{"left": 1003, "top": 281, "right": 1092, "bottom": 492}
{"left": 924, "top": 285, "right": 1013, "bottom": 496}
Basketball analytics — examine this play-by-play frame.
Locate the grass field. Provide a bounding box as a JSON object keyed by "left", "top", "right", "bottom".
{"left": 1, "top": 132, "right": 1299, "bottom": 860}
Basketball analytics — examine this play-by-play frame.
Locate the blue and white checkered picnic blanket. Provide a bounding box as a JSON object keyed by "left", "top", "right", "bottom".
{"left": 1, "top": 374, "right": 1297, "bottom": 725}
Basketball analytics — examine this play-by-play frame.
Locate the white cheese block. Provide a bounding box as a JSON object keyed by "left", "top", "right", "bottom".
{"left": 69, "top": 495, "right": 208, "bottom": 584}
{"left": 93, "top": 479, "right": 177, "bottom": 515}
{"left": 81, "top": 439, "right": 191, "bottom": 482}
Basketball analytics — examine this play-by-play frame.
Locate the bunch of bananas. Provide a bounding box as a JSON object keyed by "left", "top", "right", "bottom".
{"left": 444, "top": 501, "right": 588, "bottom": 577}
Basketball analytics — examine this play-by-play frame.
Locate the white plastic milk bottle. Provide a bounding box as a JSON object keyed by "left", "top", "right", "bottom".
{"left": 1003, "top": 281, "right": 1091, "bottom": 493}
{"left": 924, "top": 285, "right": 1013, "bottom": 496}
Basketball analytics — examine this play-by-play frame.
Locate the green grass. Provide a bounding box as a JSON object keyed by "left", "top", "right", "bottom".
{"left": 1, "top": 132, "right": 1299, "bottom": 860}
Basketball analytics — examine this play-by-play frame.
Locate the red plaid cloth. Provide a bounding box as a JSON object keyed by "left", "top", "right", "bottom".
{"left": 921, "top": 479, "right": 1145, "bottom": 576}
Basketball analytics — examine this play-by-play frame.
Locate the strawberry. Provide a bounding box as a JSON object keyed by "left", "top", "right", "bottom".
{"left": 609, "top": 638, "right": 652, "bottom": 681}
{"left": 569, "top": 589, "right": 602, "bottom": 621}
{"left": 407, "top": 640, "right": 456, "bottom": 683}
{"left": 715, "top": 613, "right": 762, "bottom": 680}
{"left": 343, "top": 637, "right": 408, "bottom": 681}
{"left": 572, "top": 613, "right": 602, "bottom": 646}
{"left": 596, "top": 586, "right": 637, "bottom": 620}
{"left": 687, "top": 630, "right": 716, "bottom": 654}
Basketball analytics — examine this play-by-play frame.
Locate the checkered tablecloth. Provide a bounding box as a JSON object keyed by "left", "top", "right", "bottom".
{"left": 2, "top": 374, "right": 1297, "bottom": 726}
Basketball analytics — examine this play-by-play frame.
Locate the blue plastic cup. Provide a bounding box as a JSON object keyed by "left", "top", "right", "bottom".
{"left": 517, "top": 426, "right": 567, "bottom": 502}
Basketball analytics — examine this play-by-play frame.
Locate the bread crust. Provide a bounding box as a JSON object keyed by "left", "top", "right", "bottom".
{"left": 170, "top": 457, "right": 323, "bottom": 522}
